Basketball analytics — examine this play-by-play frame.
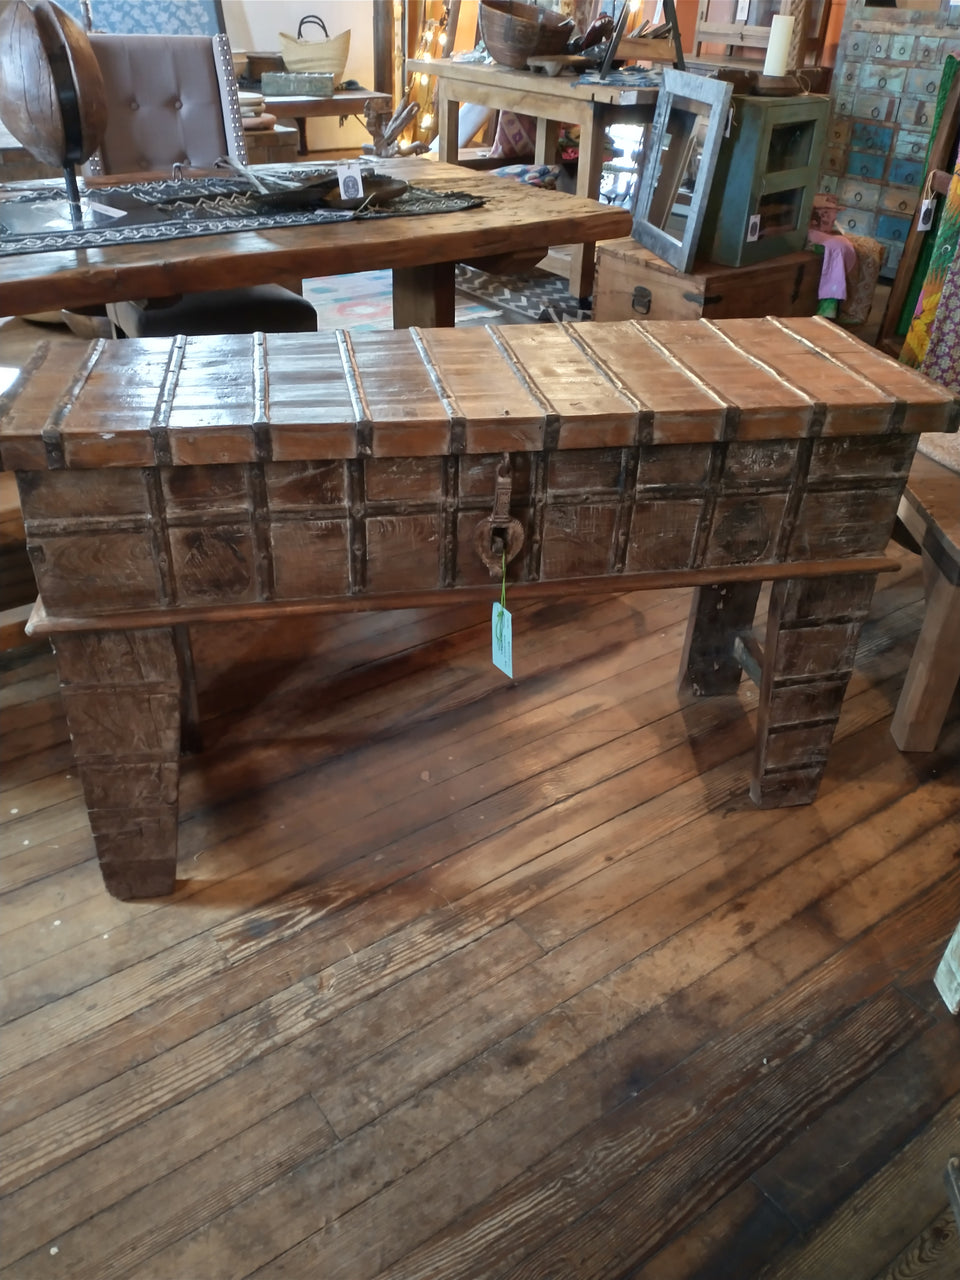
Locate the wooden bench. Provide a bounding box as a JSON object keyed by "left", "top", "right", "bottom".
{"left": 1, "top": 317, "right": 956, "bottom": 900}
{"left": 890, "top": 452, "right": 960, "bottom": 752}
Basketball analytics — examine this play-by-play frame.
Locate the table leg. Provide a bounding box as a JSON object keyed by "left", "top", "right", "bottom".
{"left": 392, "top": 262, "right": 457, "bottom": 328}
{"left": 52, "top": 627, "right": 182, "bottom": 899}
{"left": 679, "top": 581, "right": 762, "bottom": 696}
{"left": 438, "top": 94, "right": 460, "bottom": 164}
{"left": 890, "top": 551, "right": 960, "bottom": 752}
{"left": 568, "top": 105, "right": 606, "bottom": 303}
{"left": 294, "top": 116, "right": 309, "bottom": 155}
{"left": 535, "top": 118, "right": 561, "bottom": 167}
{"left": 751, "top": 573, "right": 877, "bottom": 808}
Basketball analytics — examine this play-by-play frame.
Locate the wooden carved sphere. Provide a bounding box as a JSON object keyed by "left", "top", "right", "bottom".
{"left": 0, "top": 0, "right": 107, "bottom": 167}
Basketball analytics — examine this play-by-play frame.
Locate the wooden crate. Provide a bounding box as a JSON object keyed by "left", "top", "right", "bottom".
{"left": 594, "top": 238, "right": 822, "bottom": 323}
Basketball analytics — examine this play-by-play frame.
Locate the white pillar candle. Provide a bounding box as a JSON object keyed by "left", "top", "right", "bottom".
{"left": 763, "top": 15, "right": 795, "bottom": 78}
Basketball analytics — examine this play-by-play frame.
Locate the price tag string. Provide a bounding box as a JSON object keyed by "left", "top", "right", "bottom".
{"left": 496, "top": 549, "right": 507, "bottom": 646}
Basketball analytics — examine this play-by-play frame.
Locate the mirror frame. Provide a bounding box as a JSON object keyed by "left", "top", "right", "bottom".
{"left": 631, "top": 69, "right": 733, "bottom": 273}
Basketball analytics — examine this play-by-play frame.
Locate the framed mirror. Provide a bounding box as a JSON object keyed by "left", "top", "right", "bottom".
{"left": 630, "top": 69, "right": 733, "bottom": 272}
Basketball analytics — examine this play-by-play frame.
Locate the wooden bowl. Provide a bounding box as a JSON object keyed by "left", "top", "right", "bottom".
{"left": 480, "top": 0, "right": 573, "bottom": 71}
{"left": 0, "top": 0, "right": 107, "bottom": 167}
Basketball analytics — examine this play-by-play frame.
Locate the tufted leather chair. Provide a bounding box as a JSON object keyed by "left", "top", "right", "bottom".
{"left": 82, "top": 32, "right": 316, "bottom": 337}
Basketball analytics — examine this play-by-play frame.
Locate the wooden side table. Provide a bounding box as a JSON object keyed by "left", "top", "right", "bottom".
{"left": 890, "top": 452, "right": 960, "bottom": 752}
{"left": 261, "top": 88, "right": 393, "bottom": 154}
{"left": 406, "top": 58, "right": 658, "bottom": 302}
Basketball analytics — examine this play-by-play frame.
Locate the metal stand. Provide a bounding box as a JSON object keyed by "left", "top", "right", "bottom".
{"left": 63, "top": 163, "right": 82, "bottom": 227}
{"left": 663, "top": 0, "right": 686, "bottom": 71}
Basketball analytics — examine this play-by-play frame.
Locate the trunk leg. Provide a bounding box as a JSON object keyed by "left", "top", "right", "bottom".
{"left": 51, "top": 627, "right": 182, "bottom": 899}
{"left": 174, "top": 623, "right": 203, "bottom": 754}
{"left": 679, "top": 581, "right": 763, "bottom": 696}
{"left": 751, "top": 573, "right": 877, "bottom": 808}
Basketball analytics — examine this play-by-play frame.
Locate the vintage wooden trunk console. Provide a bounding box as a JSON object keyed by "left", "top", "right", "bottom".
{"left": 1, "top": 317, "right": 955, "bottom": 899}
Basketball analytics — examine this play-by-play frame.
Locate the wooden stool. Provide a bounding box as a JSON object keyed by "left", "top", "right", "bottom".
{"left": 890, "top": 453, "right": 960, "bottom": 752}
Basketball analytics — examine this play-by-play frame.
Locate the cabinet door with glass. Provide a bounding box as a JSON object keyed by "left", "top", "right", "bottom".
{"left": 698, "top": 93, "right": 830, "bottom": 266}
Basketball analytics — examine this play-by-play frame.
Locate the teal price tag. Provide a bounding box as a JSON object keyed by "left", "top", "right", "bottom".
{"left": 492, "top": 602, "right": 513, "bottom": 678}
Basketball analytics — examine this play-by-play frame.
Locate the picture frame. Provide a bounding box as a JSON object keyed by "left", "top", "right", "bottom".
{"left": 630, "top": 68, "right": 733, "bottom": 272}
{"left": 598, "top": 1, "right": 632, "bottom": 79}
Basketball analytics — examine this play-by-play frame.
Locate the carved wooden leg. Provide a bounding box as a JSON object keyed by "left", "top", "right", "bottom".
{"left": 751, "top": 573, "right": 877, "bottom": 808}
{"left": 890, "top": 551, "right": 960, "bottom": 752}
{"left": 174, "top": 623, "right": 202, "bottom": 754}
{"left": 51, "top": 627, "right": 182, "bottom": 899}
{"left": 679, "top": 581, "right": 763, "bottom": 696}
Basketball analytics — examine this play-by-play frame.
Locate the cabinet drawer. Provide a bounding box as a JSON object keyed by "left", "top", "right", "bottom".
{"left": 914, "top": 36, "right": 943, "bottom": 65}
{"left": 850, "top": 121, "right": 895, "bottom": 154}
{"left": 827, "top": 118, "right": 852, "bottom": 150}
{"left": 879, "top": 186, "right": 918, "bottom": 217}
{"left": 905, "top": 67, "right": 941, "bottom": 98}
{"left": 819, "top": 173, "right": 839, "bottom": 194}
{"left": 838, "top": 179, "right": 880, "bottom": 210}
{"left": 876, "top": 212, "right": 912, "bottom": 244}
{"left": 855, "top": 93, "right": 901, "bottom": 123}
{"left": 838, "top": 63, "right": 858, "bottom": 90}
{"left": 887, "top": 35, "right": 915, "bottom": 63}
{"left": 887, "top": 156, "right": 923, "bottom": 187}
{"left": 834, "top": 94, "right": 854, "bottom": 116}
{"left": 859, "top": 65, "right": 906, "bottom": 93}
{"left": 901, "top": 99, "right": 935, "bottom": 130}
{"left": 822, "top": 146, "right": 847, "bottom": 176}
{"left": 883, "top": 241, "right": 904, "bottom": 277}
{"left": 846, "top": 150, "right": 886, "bottom": 181}
{"left": 864, "top": 34, "right": 892, "bottom": 61}
{"left": 853, "top": 93, "right": 900, "bottom": 123}
{"left": 845, "top": 33, "right": 873, "bottom": 59}
{"left": 895, "top": 128, "right": 931, "bottom": 160}
{"left": 836, "top": 207, "right": 876, "bottom": 237}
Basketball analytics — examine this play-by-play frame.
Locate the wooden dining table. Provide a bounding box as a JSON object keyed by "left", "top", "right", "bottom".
{"left": 0, "top": 158, "right": 632, "bottom": 329}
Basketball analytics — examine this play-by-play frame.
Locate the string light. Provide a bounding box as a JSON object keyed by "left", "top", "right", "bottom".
{"left": 404, "top": 2, "right": 452, "bottom": 147}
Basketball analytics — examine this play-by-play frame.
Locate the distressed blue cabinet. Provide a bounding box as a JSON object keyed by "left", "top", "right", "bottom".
{"left": 820, "top": 0, "right": 960, "bottom": 277}
{"left": 698, "top": 94, "right": 830, "bottom": 267}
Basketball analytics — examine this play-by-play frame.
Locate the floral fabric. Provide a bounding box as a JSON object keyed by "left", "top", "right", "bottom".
{"left": 901, "top": 161, "right": 960, "bottom": 369}
{"left": 56, "top": 0, "right": 221, "bottom": 34}
{"left": 491, "top": 164, "right": 560, "bottom": 188}
{"left": 920, "top": 245, "right": 960, "bottom": 391}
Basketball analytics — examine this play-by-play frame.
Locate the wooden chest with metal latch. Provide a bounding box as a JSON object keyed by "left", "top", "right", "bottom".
{"left": 594, "top": 239, "right": 822, "bottom": 324}
{"left": 3, "top": 316, "right": 956, "bottom": 899}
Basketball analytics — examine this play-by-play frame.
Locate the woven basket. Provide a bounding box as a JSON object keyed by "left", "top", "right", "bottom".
{"left": 278, "top": 15, "right": 350, "bottom": 82}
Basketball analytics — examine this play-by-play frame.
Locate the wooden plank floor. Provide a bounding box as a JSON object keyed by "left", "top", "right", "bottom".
{"left": 2, "top": 535, "right": 959, "bottom": 1279}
